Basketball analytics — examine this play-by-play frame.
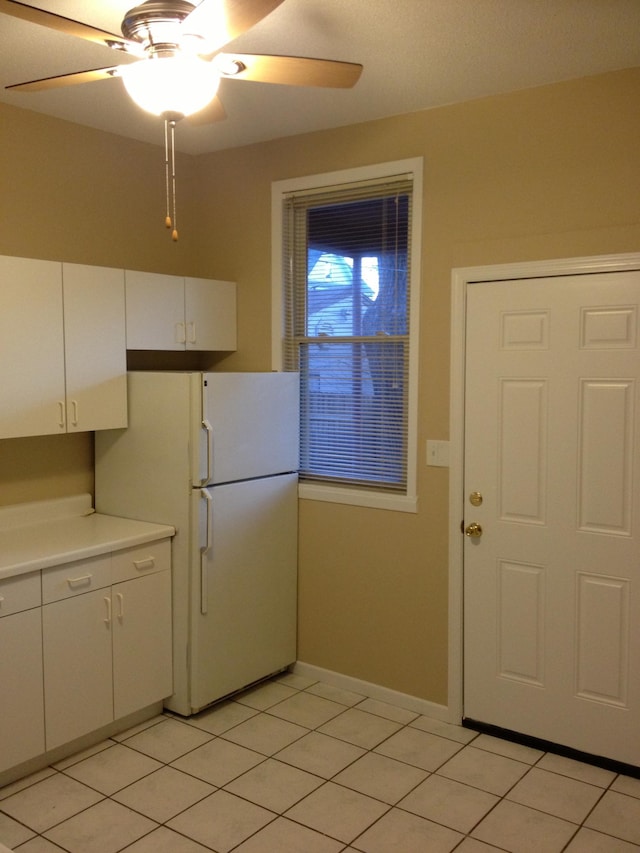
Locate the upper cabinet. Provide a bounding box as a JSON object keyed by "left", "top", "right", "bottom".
{"left": 125, "top": 270, "right": 237, "bottom": 351}
{"left": 0, "top": 256, "right": 65, "bottom": 440}
{"left": 62, "top": 263, "right": 128, "bottom": 433}
{"left": 0, "top": 256, "right": 127, "bottom": 440}
{"left": 0, "top": 256, "right": 235, "bottom": 441}
{"left": 184, "top": 276, "right": 237, "bottom": 352}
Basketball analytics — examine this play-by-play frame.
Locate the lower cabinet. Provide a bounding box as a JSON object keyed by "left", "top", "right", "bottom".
{"left": 43, "top": 587, "right": 115, "bottom": 750}
{"left": 0, "top": 602, "right": 45, "bottom": 774}
{"left": 112, "top": 571, "right": 172, "bottom": 720}
{"left": 42, "top": 541, "right": 172, "bottom": 751}
{"left": 0, "top": 539, "right": 173, "bottom": 773}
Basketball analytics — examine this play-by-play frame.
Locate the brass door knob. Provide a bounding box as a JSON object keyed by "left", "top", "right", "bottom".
{"left": 464, "top": 522, "right": 483, "bottom": 538}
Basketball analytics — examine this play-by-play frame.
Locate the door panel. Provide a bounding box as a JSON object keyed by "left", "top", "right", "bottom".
{"left": 190, "top": 473, "right": 298, "bottom": 712}
{"left": 62, "top": 263, "right": 127, "bottom": 432}
{"left": 463, "top": 271, "right": 639, "bottom": 766}
{"left": 200, "top": 372, "right": 299, "bottom": 484}
{"left": 113, "top": 572, "right": 173, "bottom": 719}
{"left": 0, "top": 256, "right": 65, "bottom": 438}
{"left": 43, "top": 590, "right": 113, "bottom": 750}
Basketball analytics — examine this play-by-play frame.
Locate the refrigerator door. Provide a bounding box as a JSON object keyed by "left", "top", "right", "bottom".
{"left": 196, "top": 372, "right": 299, "bottom": 486}
{"left": 190, "top": 473, "right": 298, "bottom": 712}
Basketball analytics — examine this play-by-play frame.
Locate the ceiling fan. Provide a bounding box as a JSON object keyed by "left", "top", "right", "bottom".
{"left": 0, "top": 0, "right": 363, "bottom": 122}
{"left": 1, "top": 0, "right": 363, "bottom": 240}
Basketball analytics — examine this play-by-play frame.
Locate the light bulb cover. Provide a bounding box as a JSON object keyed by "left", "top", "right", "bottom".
{"left": 122, "top": 54, "right": 220, "bottom": 118}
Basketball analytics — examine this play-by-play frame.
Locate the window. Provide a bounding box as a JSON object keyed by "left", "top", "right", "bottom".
{"left": 272, "top": 160, "right": 421, "bottom": 511}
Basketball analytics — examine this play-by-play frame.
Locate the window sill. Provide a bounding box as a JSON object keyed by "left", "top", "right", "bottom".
{"left": 298, "top": 482, "right": 418, "bottom": 513}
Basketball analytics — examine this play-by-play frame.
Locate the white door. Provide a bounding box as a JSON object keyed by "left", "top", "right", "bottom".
{"left": 43, "top": 589, "right": 113, "bottom": 750}
{"left": 125, "top": 270, "right": 185, "bottom": 350}
{"left": 112, "top": 572, "right": 173, "bottom": 719}
{"left": 0, "top": 255, "right": 65, "bottom": 438}
{"left": 190, "top": 473, "right": 298, "bottom": 712}
{"left": 463, "top": 271, "right": 640, "bottom": 766}
{"left": 0, "top": 608, "right": 45, "bottom": 773}
{"left": 62, "top": 263, "right": 127, "bottom": 432}
{"left": 184, "top": 277, "right": 237, "bottom": 351}
{"left": 198, "top": 372, "right": 299, "bottom": 485}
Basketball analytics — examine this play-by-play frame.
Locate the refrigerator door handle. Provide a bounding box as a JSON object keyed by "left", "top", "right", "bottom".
{"left": 202, "top": 418, "right": 214, "bottom": 485}
{"left": 200, "top": 488, "right": 213, "bottom": 615}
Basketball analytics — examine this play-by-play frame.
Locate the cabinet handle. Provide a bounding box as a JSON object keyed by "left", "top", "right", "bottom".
{"left": 116, "top": 592, "right": 124, "bottom": 621}
{"left": 67, "top": 573, "right": 92, "bottom": 588}
{"left": 0, "top": 595, "right": 4, "bottom": 607}
{"left": 133, "top": 557, "right": 155, "bottom": 571}
{"left": 70, "top": 400, "right": 79, "bottom": 426}
{"left": 104, "top": 596, "right": 111, "bottom": 626}
{"left": 58, "top": 401, "right": 66, "bottom": 429}
{"left": 175, "top": 321, "right": 186, "bottom": 344}
{"left": 187, "top": 321, "right": 196, "bottom": 344}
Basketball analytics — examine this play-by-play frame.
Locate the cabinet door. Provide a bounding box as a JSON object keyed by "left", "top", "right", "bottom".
{"left": 0, "top": 255, "right": 65, "bottom": 438}
{"left": 43, "top": 590, "right": 113, "bottom": 750}
{"left": 184, "top": 277, "right": 237, "bottom": 351}
{"left": 112, "top": 571, "right": 173, "bottom": 719}
{"left": 125, "top": 270, "right": 185, "bottom": 350}
{"left": 62, "top": 264, "right": 127, "bottom": 431}
{"left": 0, "top": 609, "right": 45, "bottom": 773}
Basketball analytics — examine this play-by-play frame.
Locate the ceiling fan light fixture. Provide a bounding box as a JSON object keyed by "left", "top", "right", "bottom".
{"left": 121, "top": 53, "right": 219, "bottom": 118}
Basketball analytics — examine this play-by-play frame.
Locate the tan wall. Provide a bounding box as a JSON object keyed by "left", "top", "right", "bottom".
{"left": 1, "top": 68, "right": 639, "bottom": 704}
{"left": 194, "top": 68, "right": 640, "bottom": 704}
{"left": 0, "top": 105, "right": 207, "bottom": 507}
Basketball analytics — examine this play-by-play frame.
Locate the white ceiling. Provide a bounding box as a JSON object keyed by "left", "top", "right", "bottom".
{"left": 1, "top": 0, "right": 639, "bottom": 155}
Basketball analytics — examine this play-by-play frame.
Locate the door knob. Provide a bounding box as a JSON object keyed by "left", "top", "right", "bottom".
{"left": 464, "top": 522, "right": 483, "bottom": 538}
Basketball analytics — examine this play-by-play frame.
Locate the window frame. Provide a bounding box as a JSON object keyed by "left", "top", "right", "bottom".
{"left": 271, "top": 158, "right": 422, "bottom": 512}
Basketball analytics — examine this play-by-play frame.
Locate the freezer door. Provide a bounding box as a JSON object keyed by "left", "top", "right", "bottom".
{"left": 199, "top": 372, "right": 299, "bottom": 484}
{"left": 191, "top": 473, "right": 298, "bottom": 711}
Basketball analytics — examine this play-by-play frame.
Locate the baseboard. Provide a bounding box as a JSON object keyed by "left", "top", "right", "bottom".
{"left": 291, "top": 661, "right": 451, "bottom": 722}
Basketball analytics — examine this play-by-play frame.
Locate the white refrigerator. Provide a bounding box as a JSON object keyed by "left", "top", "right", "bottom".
{"left": 95, "top": 371, "right": 299, "bottom": 716}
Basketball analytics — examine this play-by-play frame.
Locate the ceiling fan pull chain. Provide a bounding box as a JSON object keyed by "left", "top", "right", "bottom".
{"left": 164, "top": 119, "right": 172, "bottom": 231}
{"left": 170, "top": 119, "right": 178, "bottom": 242}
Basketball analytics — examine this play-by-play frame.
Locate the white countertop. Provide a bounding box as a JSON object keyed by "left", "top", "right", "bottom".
{"left": 0, "top": 494, "right": 175, "bottom": 581}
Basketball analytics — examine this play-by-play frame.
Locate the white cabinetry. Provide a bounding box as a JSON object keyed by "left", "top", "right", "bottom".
{"left": 62, "top": 263, "right": 127, "bottom": 432}
{"left": 42, "top": 540, "right": 172, "bottom": 751}
{"left": 111, "top": 543, "right": 173, "bottom": 720}
{"left": 0, "top": 572, "right": 45, "bottom": 774}
{"left": 42, "top": 554, "right": 113, "bottom": 750}
{"left": 0, "top": 256, "right": 65, "bottom": 439}
{"left": 125, "top": 269, "right": 236, "bottom": 351}
{"left": 0, "top": 255, "right": 127, "bottom": 439}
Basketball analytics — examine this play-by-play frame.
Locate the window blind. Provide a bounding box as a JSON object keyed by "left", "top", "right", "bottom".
{"left": 283, "top": 175, "right": 413, "bottom": 491}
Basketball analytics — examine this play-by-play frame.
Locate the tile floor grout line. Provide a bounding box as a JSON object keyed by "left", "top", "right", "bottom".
{"left": 3, "top": 675, "right": 640, "bottom": 852}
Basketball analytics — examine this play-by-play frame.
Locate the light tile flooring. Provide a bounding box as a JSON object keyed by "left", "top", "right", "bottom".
{"left": 1, "top": 673, "right": 639, "bottom": 853}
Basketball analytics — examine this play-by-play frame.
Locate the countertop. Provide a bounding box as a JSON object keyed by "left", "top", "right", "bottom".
{"left": 0, "top": 494, "right": 175, "bottom": 581}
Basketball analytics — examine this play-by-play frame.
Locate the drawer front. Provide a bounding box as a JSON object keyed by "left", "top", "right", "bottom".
{"left": 42, "top": 554, "right": 112, "bottom": 604}
{"left": 111, "top": 538, "right": 171, "bottom": 584}
{"left": 0, "top": 571, "right": 41, "bottom": 617}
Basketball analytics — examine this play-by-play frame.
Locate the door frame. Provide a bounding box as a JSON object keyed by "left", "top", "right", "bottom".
{"left": 447, "top": 251, "right": 640, "bottom": 724}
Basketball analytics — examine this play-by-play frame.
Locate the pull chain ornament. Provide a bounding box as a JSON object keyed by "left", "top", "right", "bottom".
{"left": 164, "top": 117, "right": 179, "bottom": 241}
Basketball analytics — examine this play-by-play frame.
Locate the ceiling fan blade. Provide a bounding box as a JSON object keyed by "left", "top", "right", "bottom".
{"left": 184, "top": 0, "right": 285, "bottom": 53}
{"left": 217, "top": 53, "right": 363, "bottom": 88}
{"left": 6, "top": 67, "right": 120, "bottom": 93}
{"left": 186, "top": 95, "right": 227, "bottom": 125}
{"left": 0, "top": 0, "right": 130, "bottom": 49}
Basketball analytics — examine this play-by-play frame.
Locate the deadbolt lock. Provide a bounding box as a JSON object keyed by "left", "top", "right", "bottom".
{"left": 469, "top": 491, "right": 483, "bottom": 506}
{"left": 464, "top": 522, "right": 483, "bottom": 538}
